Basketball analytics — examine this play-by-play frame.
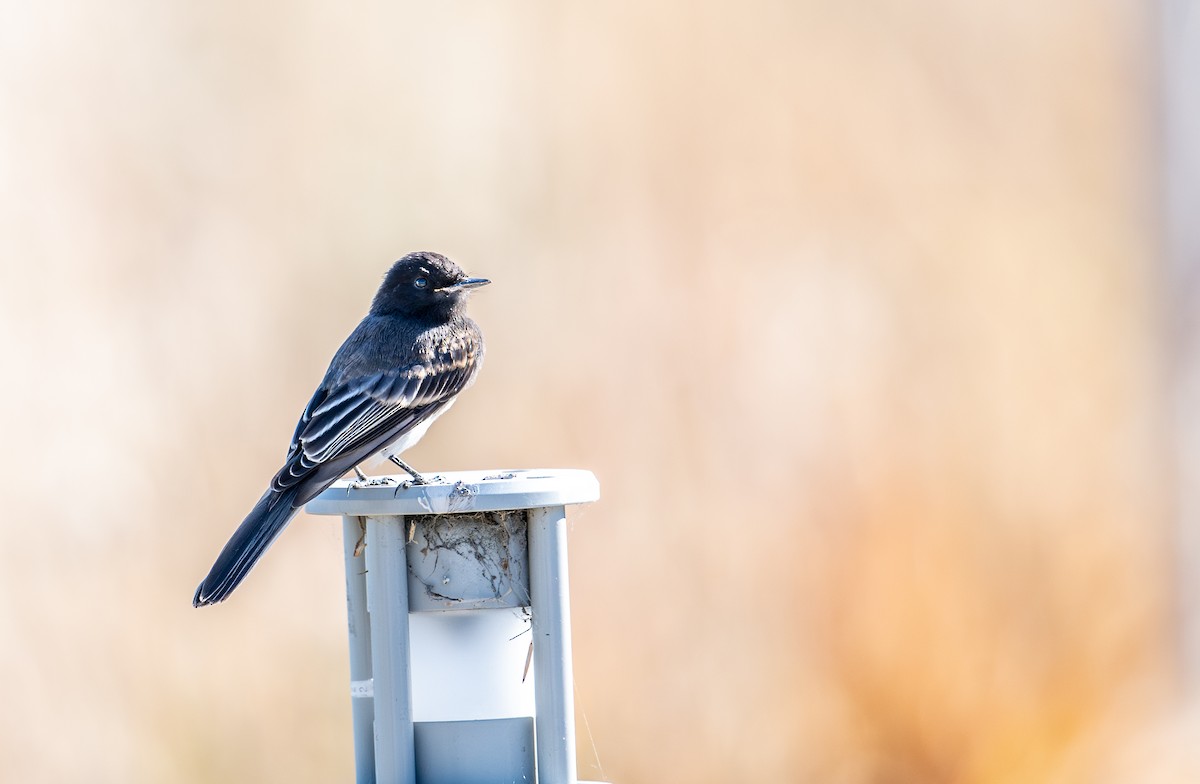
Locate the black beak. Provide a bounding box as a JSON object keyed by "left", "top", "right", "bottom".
{"left": 436, "top": 277, "right": 491, "bottom": 293}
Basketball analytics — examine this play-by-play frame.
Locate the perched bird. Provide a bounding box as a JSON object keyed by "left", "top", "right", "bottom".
{"left": 193, "top": 251, "right": 489, "bottom": 607}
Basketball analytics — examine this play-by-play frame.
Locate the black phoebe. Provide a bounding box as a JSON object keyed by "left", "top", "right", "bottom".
{"left": 193, "top": 251, "right": 489, "bottom": 607}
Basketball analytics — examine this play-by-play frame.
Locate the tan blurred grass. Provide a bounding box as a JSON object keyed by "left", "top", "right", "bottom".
{"left": 0, "top": 1, "right": 1181, "bottom": 783}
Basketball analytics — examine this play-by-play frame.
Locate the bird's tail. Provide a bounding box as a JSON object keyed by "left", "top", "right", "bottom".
{"left": 193, "top": 487, "right": 301, "bottom": 607}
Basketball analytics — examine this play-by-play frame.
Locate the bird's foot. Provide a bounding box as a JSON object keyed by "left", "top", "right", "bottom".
{"left": 347, "top": 466, "right": 397, "bottom": 491}
{"left": 391, "top": 478, "right": 442, "bottom": 497}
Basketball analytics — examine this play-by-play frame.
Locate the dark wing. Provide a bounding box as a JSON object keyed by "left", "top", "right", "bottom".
{"left": 195, "top": 324, "right": 484, "bottom": 606}
{"left": 269, "top": 337, "right": 482, "bottom": 506}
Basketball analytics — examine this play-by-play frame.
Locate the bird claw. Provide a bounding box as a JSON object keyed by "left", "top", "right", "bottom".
{"left": 391, "top": 474, "right": 445, "bottom": 497}
{"left": 347, "top": 475, "right": 398, "bottom": 492}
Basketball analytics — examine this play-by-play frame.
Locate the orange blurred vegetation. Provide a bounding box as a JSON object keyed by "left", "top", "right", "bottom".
{"left": 0, "top": 1, "right": 1192, "bottom": 783}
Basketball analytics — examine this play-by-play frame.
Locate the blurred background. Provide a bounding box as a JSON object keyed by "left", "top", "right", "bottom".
{"left": 1, "top": 1, "right": 1197, "bottom": 782}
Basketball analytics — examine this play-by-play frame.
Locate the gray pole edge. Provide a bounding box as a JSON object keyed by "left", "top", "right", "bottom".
{"left": 343, "top": 516, "right": 376, "bottom": 784}
{"left": 529, "top": 505, "right": 579, "bottom": 784}
{"left": 365, "top": 515, "right": 418, "bottom": 784}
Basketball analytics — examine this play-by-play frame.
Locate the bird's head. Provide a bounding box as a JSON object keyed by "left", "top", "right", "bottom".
{"left": 370, "top": 251, "right": 490, "bottom": 320}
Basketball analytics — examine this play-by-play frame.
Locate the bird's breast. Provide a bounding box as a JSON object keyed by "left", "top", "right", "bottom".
{"left": 362, "top": 399, "right": 456, "bottom": 468}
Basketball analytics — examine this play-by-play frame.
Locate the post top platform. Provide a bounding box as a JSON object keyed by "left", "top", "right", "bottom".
{"left": 305, "top": 468, "right": 600, "bottom": 517}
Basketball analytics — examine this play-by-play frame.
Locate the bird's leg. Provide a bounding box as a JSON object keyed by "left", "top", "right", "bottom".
{"left": 388, "top": 455, "right": 428, "bottom": 485}
{"left": 348, "top": 465, "right": 395, "bottom": 490}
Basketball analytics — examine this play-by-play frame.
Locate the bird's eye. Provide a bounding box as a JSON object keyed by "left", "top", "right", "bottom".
{"left": 414, "top": 277, "right": 428, "bottom": 289}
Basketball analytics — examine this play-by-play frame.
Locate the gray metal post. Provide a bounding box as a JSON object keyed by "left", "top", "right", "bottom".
{"left": 343, "top": 515, "right": 376, "bottom": 784}
{"left": 365, "top": 515, "right": 417, "bottom": 784}
{"left": 529, "top": 505, "right": 578, "bottom": 784}
{"left": 306, "top": 469, "right": 603, "bottom": 784}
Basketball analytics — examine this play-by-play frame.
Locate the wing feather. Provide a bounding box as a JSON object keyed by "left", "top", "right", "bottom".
{"left": 268, "top": 332, "right": 482, "bottom": 498}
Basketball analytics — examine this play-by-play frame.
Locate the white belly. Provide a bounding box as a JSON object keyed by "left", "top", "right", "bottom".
{"left": 361, "top": 400, "right": 454, "bottom": 469}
